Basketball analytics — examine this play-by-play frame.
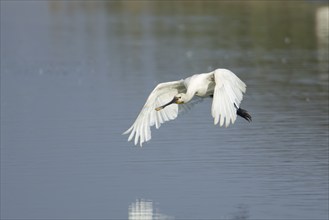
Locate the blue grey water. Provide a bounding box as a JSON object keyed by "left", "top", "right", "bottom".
{"left": 1, "top": 1, "right": 328, "bottom": 219}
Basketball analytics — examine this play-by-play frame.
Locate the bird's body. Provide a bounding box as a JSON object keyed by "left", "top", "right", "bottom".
{"left": 185, "top": 73, "right": 214, "bottom": 97}
{"left": 124, "top": 68, "right": 251, "bottom": 146}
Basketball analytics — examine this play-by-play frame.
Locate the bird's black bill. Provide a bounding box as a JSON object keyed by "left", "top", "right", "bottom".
{"left": 237, "top": 108, "right": 252, "bottom": 122}
{"left": 155, "top": 97, "right": 177, "bottom": 111}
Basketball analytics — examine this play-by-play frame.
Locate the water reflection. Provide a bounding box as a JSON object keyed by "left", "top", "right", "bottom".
{"left": 316, "top": 6, "right": 329, "bottom": 76}
{"left": 128, "top": 199, "right": 250, "bottom": 220}
{"left": 45, "top": 1, "right": 329, "bottom": 75}
{"left": 129, "top": 199, "right": 174, "bottom": 220}
{"left": 229, "top": 205, "right": 249, "bottom": 220}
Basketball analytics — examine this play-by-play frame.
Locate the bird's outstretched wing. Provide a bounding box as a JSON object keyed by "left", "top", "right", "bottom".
{"left": 211, "top": 69, "right": 246, "bottom": 127}
{"left": 123, "top": 80, "right": 186, "bottom": 146}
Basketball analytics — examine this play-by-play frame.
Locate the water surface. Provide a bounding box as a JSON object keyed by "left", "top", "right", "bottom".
{"left": 1, "top": 1, "right": 328, "bottom": 219}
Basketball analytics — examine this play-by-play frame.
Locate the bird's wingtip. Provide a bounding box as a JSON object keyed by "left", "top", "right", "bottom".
{"left": 123, "top": 126, "right": 133, "bottom": 135}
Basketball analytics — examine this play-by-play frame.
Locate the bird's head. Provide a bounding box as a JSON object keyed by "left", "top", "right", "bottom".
{"left": 155, "top": 94, "right": 185, "bottom": 111}
{"left": 174, "top": 93, "right": 185, "bottom": 104}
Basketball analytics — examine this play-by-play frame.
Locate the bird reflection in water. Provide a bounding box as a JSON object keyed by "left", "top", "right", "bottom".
{"left": 128, "top": 199, "right": 174, "bottom": 220}
{"left": 231, "top": 204, "right": 250, "bottom": 220}
{"left": 128, "top": 199, "right": 249, "bottom": 220}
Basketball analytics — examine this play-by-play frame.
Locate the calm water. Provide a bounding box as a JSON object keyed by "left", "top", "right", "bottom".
{"left": 1, "top": 1, "right": 328, "bottom": 219}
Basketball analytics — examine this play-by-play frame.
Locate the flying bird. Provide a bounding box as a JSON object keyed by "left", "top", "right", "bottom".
{"left": 123, "top": 68, "right": 251, "bottom": 146}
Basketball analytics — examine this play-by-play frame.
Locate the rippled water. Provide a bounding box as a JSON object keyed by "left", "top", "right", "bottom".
{"left": 1, "top": 1, "right": 328, "bottom": 219}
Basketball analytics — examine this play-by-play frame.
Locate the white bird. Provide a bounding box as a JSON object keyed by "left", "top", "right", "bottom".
{"left": 123, "top": 68, "right": 251, "bottom": 146}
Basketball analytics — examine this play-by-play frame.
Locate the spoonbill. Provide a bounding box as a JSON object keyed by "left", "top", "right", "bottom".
{"left": 123, "top": 68, "right": 251, "bottom": 146}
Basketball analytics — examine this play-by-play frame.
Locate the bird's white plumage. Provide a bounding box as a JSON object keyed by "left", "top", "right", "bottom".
{"left": 123, "top": 68, "right": 247, "bottom": 146}
{"left": 123, "top": 80, "right": 186, "bottom": 146}
{"left": 211, "top": 69, "right": 246, "bottom": 127}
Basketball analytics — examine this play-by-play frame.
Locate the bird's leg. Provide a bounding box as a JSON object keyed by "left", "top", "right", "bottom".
{"left": 234, "top": 103, "right": 252, "bottom": 122}
{"left": 237, "top": 107, "right": 252, "bottom": 122}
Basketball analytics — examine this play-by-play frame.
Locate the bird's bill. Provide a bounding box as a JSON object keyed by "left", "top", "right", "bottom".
{"left": 155, "top": 97, "right": 178, "bottom": 111}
